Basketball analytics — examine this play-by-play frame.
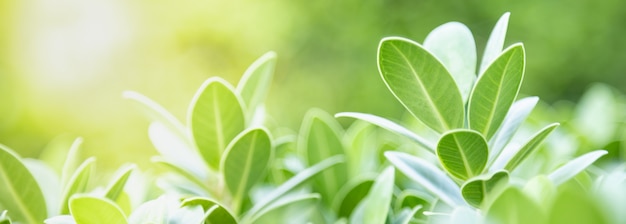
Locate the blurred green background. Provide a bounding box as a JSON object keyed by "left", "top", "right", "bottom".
{"left": 0, "top": 0, "right": 625, "bottom": 171}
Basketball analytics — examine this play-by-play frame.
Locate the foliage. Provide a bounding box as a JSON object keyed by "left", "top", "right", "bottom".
{"left": 0, "top": 12, "right": 624, "bottom": 224}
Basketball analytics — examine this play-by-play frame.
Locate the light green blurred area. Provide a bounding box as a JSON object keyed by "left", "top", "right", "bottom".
{"left": 0, "top": 0, "right": 625, "bottom": 171}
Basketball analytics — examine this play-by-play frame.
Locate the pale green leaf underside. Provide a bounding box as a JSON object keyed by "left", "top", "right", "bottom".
{"left": 122, "top": 91, "right": 186, "bottom": 135}
{"left": 60, "top": 157, "right": 96, "bottom": 215}
{"left": 461, "top": 170, "right": 509, "bottom": 207}
{"left": 181, "top": 197, "right": 237, "bottom": 224}
{"left": 548, "top": 150, "right": 607, "bottom": 186}
{"left": 359, "top": 167, "right": 395, "bottom": 224}
{"left": 300, "top": 109, "right": 348, "bottom": 205}
{"left": 252, "top": 193, "right": 320, "bottom": 224}
{"left": 335, "top": 112, "right": 436, "bottom": 153}
{"left": 236, "top": 51, "right": 277, "bottom": 117}
{"left": 378, "top": 37, "right": 464, "bottom": 133}
{"left": 504, "top": 123, "right": 559, "bottom": 171}
{"left": 488, "top": 96, "right": 539, "bottom": 164}
{"left": 61, "top": 138, "right": 83, "bottom": 189}
{"left": 0, "top": 145, "right": 47, "bottom": 224}
{"left": 104, "top": 164, "right": 135, "bottom": 201}
{"left": 385, "top": 151, "right": 465, "bottom": 206}
{"left": 189, "top": 77, "right": 246, "bottom": 169}
{"left": 70, "top": 196, "right": 127, "bottom": 224}
{"left": 437, "top": 130, "right": 488, "bottom": 180}
{"left": 221, "top": 128, "right": 272, "bottom": 214}
{"left": 480, "top": 12, "right": 510, "bottom": 75}
{"left": 469, "top": 44, "right": 525, "bottom": 140}
{"left": 242, "top": 156, "right": 344, "bottom": 223}
{"left": 423, "top": 22, "right": 477, "bottom": 102}
{"left": 24, "top": 159, "right": 61, "bottom": 217}
{"left": 148, "top": 122, "right": 208, "bottom": 180}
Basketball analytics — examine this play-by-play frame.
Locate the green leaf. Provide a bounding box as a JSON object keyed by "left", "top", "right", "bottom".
{"left": 188, "top": 77, "right": 246, "bottom": 169}
{"left": 394, "top": 189, "right": 431, "bottom": 212}
{"left": 423, "top": 22, "right": 477, "bottom": 102}
{"left": 221, "top": 128, "right": 273, "bottom": 214}
{"left": 548, "top": 188, "right": 608, "bottom": 224}
{"left": 104, "top": 164, "right": 135, "bottom": 201}
{"left": 128, "top": 195, "right": 179, "bottom": 224}
{"left": 236, "top": 51, "right": 276, "bottom": 119}
{"left": 167, "top": 205, "right": 204, "bottom": 224}
{"left": 0, "top": 145, "right": 46, "bottom": 224}
{"left": 122, "top": 91, "right": 186, "bottom": 135}
{"left": 299, "top": 109, "right": 348, "bottom": 205}
{"left": 574, "top": 83, "right": 618, "bottom": 145}
{"left": 437, "top": 130, "right": 488, "bottom": 180}
{"left": 343, "top": 122, "right": 379, "bottom": 175}
{"left": 151, "top": 157, "right": 211, "bottom": 195}
{"left": 332, "top": 176, "right": 374, "bottom": 218}
{"left": 392, "top": 206, "right": 422, "bottom": 224}
{"left": 548, "top": 150, "right": 607, "bottom": 186}
{"left": 450, "top": 206, "right": 482, "bottom": 224}
{"left": 486, "top": 187, "right": 546, "bottom": 224}
{"left": 461, "top": 170, "right": 509, "bottom": 207}
{"left": 479, "top": 12, "right": 510, "bottom": 75}
{"left": 181, "top": 197, "right": 237, "bottom": 224}
{"left": 24, "top": 159, "right": 61, "bottom": 217}
{"left": 69, "top": 196, "right": 127, "bottom": 224}
{"left": 252, "top": 193, "right": 320, "bottom": 224}
{"left": 0, "top": 210, "right": 10, "bottom": 224}
{"left": 378, "top": 37, "right": 464, "bottom": 133}
{"left": 468, "top": 44, "right": 525, "bottom": 139}
{"left": 501, "top": 123, "right": 559, "bottom": 171}
{"left": 335, "top": 112, "right": 436, "bottom": 153}
{"left": 44, "top": 215, "right": 75, "bottom": 224}
{"left": 61, "top": 138, "right": 83, "bottom": 188}
{"left": 522, "top": 175, "right": 555, "bottom": 210}
{"left": 350, "top": 167, "right": 395, "bottom": 224}
{"left": 242, "top": 156, "right": 344, "bottom": 223}
{"left": 60, "top": 157, "right": 96, "bottom": 214}
{"left": 385, "top": 151, "right": 465, "bottom": 206}
{"left": 488, "top": 96, "right": 539, "bottom": 164}
{"left": 149, "top": 121, "right": 208, "bottom": 179}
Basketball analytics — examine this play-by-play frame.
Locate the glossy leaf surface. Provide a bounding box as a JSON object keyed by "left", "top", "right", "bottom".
{"left": 437, "top": 130, "right": 488, "bottom": 180}
{"left": 469, "top": 44, "right": 525, "bottom": 139}
{"left": 189, "top": 77, "right": 246, "bottom": 169}
{"left": 424, "top": 22, "right": 477, "bottom": 102}
{"left": 0, "top": 145, "right": 47, "bottom": 224}
{"left": 378, "top": 37, "right": 464, "bottom": 133}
